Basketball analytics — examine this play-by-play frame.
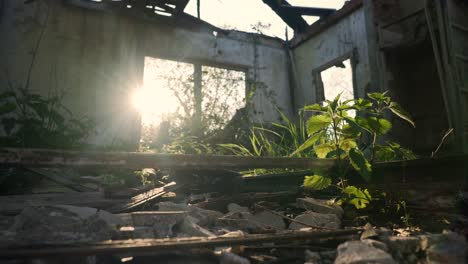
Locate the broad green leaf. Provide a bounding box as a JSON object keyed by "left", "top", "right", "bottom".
{"left": 389, "top": 102, "right": 415, "bottom": 127}
{"left": 349, "top": 148, "right": 372, "bottom": 181}
{"left": 353, "top": 98, "right": 373, "bottom": 110}
{"left": 356, "top": 117, "right": 392, "bottom": 135}
{"left": 290, "top": 131, "right": 322, "bottom": 157}
{"left": 375, "top": 145, "right": 396, "bottom": 162}
{"left": 306, "top": 114, "right": 332, "bottom": 135}
{"left": 303, "top": 174, "right": 332, "bottom": 190}
{"left": 303, "top": 104, "right": 326, "bottom": 112}
{"left": 343, "top": 186, "right": 372, "bottom": 209}
{"left": 367, "top": 92, "right": 389, "bottom": 102}
{"left": 0, "top": 102, "right": 16, "bottom": 115}
{"left": 341, "top": 119, "right": 362, "bottom": 138}
{"left": 314, "top": 143, "right": 335, "bottom": 158}
{"left": 339, "top": 139, "right": 357, "bottom": 152}
{"left": 0, "top": 91, "right": 15, "bottom": 100}
{"left": 375, "top": 118, "right": 392, "bottom": 135}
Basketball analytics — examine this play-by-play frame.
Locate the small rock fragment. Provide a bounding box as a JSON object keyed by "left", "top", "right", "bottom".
{"left": 220, "top": 252, "right": 250, "bottom": 264}
{"left": 305, "top": 250, "right": 322, "bottom": 263}
{"left": 361, "top": 239, "right": 389, "bottom": 252}
{"left": 178, "top": 216, "right": 215, "bottom": 237}
{"left": 219, "top": 210, "right": 285, "bottom": 233}
{"left": 9, "top": 206, "right": 115, "bottom": 244}
{"left": 228, "top": 203, "right": 249, "bottom": 213}
{"left": 188, "top": 206, "right": 223, "bottom": 226}
{"left": 319, "top": 250, "right": 337, "bottom": 263}
{"left": 426, "top": 232, "right": 468, "bottom": 264}
{"left": 130, "top": 211, "right": 186, "bottom": 238}
{"left": 360, "top": 223, "right": 379, "bottom": 240}
{"left": 384, "top": 236, "right": 421, "bottom": 255}
{"left": 335, "top": 241, "right": 397, "bottom": 264}
{"left": 296, "top": 198, "right": 344, "bottom": 217}
{"left": 251, "top": 210, "right": 285, "bottom": 230}
{"left": 289, "top": 211, "right": 341, "bottom": 230}
{"left": 157, "top": 201, "right": 187, "bottom": 211}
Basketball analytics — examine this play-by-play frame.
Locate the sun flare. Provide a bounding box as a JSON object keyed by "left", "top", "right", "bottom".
{"left": 131, "top": 83, "right": 178, "bottom": 125}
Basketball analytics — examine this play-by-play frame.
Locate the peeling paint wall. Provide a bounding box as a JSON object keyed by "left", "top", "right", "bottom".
{"left": 0, "top": 0, "right": 291, "bottom": 147}
{"left": 291, "top": 7, "right": 370, "bottom": 110}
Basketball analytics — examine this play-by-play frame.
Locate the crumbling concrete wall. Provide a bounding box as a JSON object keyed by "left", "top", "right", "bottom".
{"left": 0, "top": 0, "right": 291, "bottom": 147}
{"left": 291, "top": 7, "right": 371, "bottom": 109}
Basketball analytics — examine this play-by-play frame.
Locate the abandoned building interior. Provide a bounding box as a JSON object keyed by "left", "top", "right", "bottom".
{"left": 0, "top": 0, "right": 467, "bottom": 263}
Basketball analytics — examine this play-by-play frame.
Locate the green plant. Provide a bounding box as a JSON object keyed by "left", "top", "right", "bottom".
{"left": 0, "top": 88, "right": 94, "bottom": 149}
{"left": 220, "top": 110, "right": 312, "bottom": 157}
{"left": 296, "top": 92, "right": 415, "bottom": 209}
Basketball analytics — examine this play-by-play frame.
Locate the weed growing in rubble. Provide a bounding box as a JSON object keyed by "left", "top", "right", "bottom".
{"left": 220, "top": 110, "right": 313, "bottom": 158}
{"left": 297, "top": 92, "right": 415, "bottom": 209}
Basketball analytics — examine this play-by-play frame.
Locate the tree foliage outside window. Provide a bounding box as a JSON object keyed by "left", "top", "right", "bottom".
{"left": 139, "top": 57, "right": 246, "bottom": 151}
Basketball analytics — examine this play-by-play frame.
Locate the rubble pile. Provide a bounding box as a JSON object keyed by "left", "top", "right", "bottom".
{"left": 1, "top": 195, "right": 466, "bottom": 264}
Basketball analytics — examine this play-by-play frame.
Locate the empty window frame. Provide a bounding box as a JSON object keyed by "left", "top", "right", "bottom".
{"left": 135, "top": 57, "right": 246, "bottom": 143}
{"left": 313, "top": 52, "right": 357, "bottom": 103}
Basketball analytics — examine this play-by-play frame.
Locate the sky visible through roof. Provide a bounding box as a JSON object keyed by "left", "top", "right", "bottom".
{"left": 185, "top": 0, "right": 348, "bottom": 38}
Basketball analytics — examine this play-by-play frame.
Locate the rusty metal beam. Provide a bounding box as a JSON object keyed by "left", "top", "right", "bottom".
{"left": 0, "top": 148, "right": 337, "bottom": 170}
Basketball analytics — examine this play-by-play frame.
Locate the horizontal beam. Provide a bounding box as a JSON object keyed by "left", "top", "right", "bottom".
{"left": 0, "top": 229, "right": 361, "bottom": 259}
{"left": 0, "top": 148, "right": 337, "bottom": 170}
{"left": 280, "top": 5, "right": 335, "bottom": 17}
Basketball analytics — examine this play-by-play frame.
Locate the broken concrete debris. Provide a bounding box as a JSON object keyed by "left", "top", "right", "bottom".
{"left": 0, "top": 199, "right": 467, "bottom": 264}
{"left": 296, "top": 197, "right": 344, "bottom": 217}
{"left": 4, "top": 205, "right": 117, "bottom": 245}
{"left": 335, "top": 240, "right": 398, "bottom": 264}
{"left": 289, "top": 211, "right": 341, "bottom": 230}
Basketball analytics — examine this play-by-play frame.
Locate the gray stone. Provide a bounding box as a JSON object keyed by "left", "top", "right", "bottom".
{"left": 132, "top": 226, "right": 157, "bottom": 238}
{"left": 157, "top": 201, "right": 187, "bottom": 211}
{"left": 320, "top": 250, "right": 337, "bottom": 263}
{"left": 335, "top": 241, "right": 397, "bottom": 264}
{"left": 187, "top": 206, "right": 223, "bottom": 227}
{"left": 296, "top": 198, "right": 344, "bottom": 217}
{"left": 361, "top": 239, "right": 389, "bottom": 252}
{"left": 178, "top": 216, "right": 215, "bottom": 237}
{"left": 289, "top": 211, "right": 341, "bottom": 230}
{"left": 250, "top": 210, "right": 285, "bottom": 230}
{"left": 157, "top": 202, "right": 223, "bottom": 227}
{"left": 360, "top": 224, "right": 379, "bottom": 240}
{"left": 9, "top": 206, "right": 114, "bottom": 244}
{"left": 218, "top": 212, "right": 264, "bottom": 232}
{"left": 220, "top": 252, "right": 251, "bottom": 264}
{"left": 130, "top": 211, "right": 186, "bottom": 238}
{"left": 305, "top": 250, "right": 322, "bottom": 263}
{"left": 426, "top": 232, "right": 467, "bottom": 264}
{"left": 419, "top": 234, "right": 447, "bottom": 251}
{"left": 53, "top": 205, "right": 123, "bottom": 226}
{"left": 228, "top": 203, "right": 249, "bottom": 213}
{"left": 384, "top": 236, "right": 421, "bottom": 255}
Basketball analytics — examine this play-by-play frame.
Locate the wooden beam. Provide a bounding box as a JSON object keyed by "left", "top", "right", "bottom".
{"left": 0, "top": 192, "right": 125, "bottom": 215}
{"left": 108, "top": 182, "right": 179, "bottom": 213}
{"left": 0, "top": 148, "right": 337, "bottom": 170}
{"left": 24, "top": 168, "right": 96, "bottom": 192}
{"left": 0, "top": 229, "right": 362, "bottom": 259}
{"left": 280, "top": 5, "right": 335, "bottom": 17}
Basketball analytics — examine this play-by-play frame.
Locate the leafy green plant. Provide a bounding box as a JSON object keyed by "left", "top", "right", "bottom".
{"left": 296, "top": 92, "right": 415, "bottom": 209}
{"left": 220, "top": 110, "right": 312, "bottom": 157}
{"left": 0, "top": 88, "right": 94, "bottom": 149}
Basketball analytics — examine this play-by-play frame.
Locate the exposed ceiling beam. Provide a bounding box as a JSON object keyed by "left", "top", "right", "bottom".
{"left": 262, "top": 0, "right": 309, "bottom": 32}
{"left": 279, "top": 5, "right": 335, "bottom": 17}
